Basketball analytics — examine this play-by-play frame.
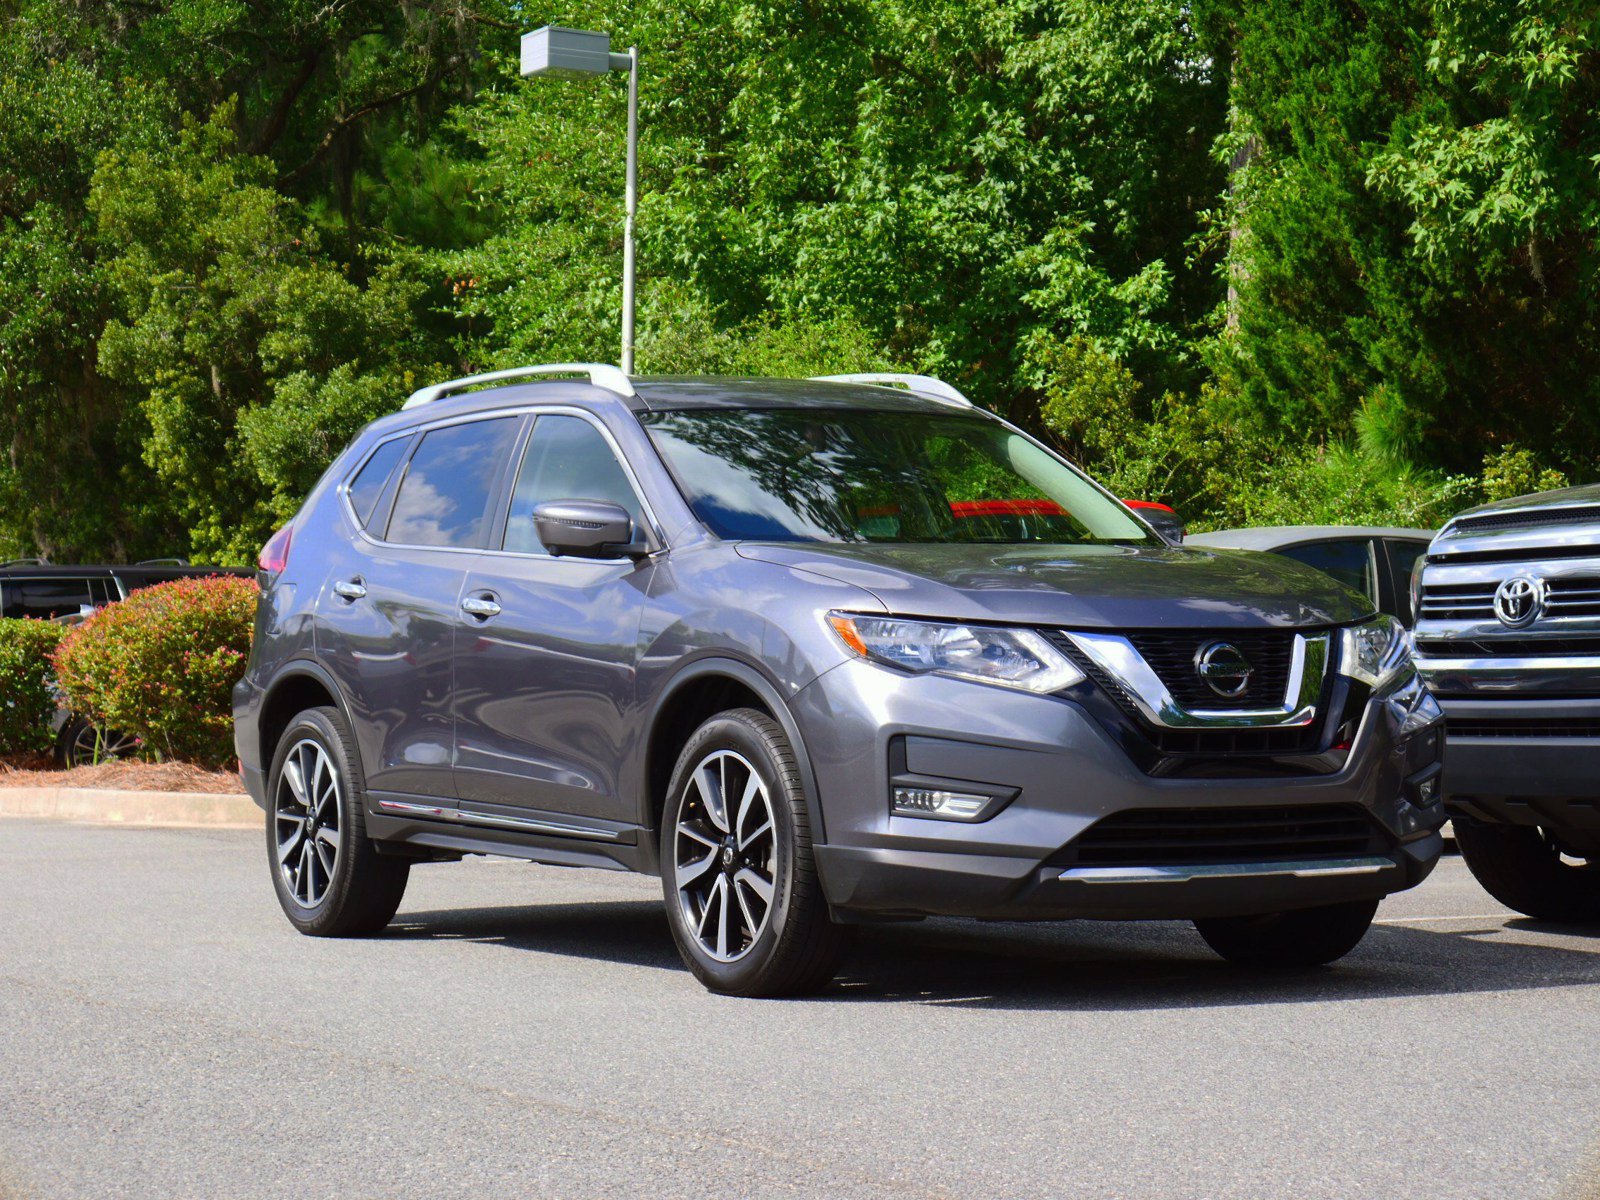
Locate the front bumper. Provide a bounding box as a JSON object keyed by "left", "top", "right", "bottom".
{"left": 1432, "top": 694, "right": 1600, "bottom": 847}
{"left": 794, "top": 662, "right": 1445, "bottom": 920}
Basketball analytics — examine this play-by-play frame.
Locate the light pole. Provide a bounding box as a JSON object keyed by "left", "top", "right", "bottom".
{"left": 520, "top": 25, "right": 641, "bottom": 375}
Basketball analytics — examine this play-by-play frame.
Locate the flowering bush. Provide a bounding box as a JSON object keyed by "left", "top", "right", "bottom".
{"left": 0, "top": 618, "right": 66, "bottom": 753}
{"left": 54, "top": 575, "right": 258, "bottom": 767}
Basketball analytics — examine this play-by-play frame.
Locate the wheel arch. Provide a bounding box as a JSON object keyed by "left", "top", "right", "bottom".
{"left": 258, "top": 660, "right": 358, "bottom": 783}
{"left": 641, "top": 656, "right": 826, "bottom": 849}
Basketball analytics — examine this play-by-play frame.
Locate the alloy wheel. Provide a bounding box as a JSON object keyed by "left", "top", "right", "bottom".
{"left": 274, "top": 738, "right": 342, "bottom": 908}
{"left": 66, "top": 723, "right": 140, "bottom": 767}
{"left": 673, "top": 749, "right": 778, "bottom": 962}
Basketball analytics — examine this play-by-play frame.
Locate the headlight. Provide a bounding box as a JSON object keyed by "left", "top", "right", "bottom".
{"left": 827, "top": 613, "right": 1085, "bottom": 694}
{"left": 1339, "top": 615, "right": 1413, "bottom": 691}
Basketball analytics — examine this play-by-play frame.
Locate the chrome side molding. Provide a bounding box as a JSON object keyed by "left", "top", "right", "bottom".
{"left": 1068, "top": 631, "right": 1330, "bottom": 729}
{"left": 1059, "top": 857, "right": 1396, "bottom": 885}
{"left": 375, "top": 797, "right": 626, "bottom": 842}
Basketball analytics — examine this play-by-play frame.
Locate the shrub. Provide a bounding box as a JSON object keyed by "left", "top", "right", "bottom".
{"left": 0, "top": 618, "right": 66, "bottom": 754}
{"left": 54, "top": 575, "right": 258, "bottom": 767}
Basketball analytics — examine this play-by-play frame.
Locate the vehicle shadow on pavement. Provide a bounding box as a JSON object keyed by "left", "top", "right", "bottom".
{"left": 386, "top": 900, "right": 684, "bottom": 972}
{"left": 829, "top": 917, "right": 1600, "bottom": 1010}
{"left": 384, "top": 899, "right": 1600, "bottom": 1009}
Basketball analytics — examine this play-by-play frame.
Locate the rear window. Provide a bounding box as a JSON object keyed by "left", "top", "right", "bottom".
{"left": 347, "top": 437, "right": 411, "bottom": 529}
{"left": 385, "top": 418, "right": 522, "bottom": 548}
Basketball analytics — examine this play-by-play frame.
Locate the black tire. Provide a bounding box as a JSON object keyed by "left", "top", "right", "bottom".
{"left": 1453, "top": 820, "right": 1600, "bottom": 923}
{"left": 660, "top": 708, "right": 843, "bottom": 997}
{"left": 266, "top": 706, "right": 410, "bottom": 937}
{"left": 1195, "top": 897, "right": 1379, "bottom": 967}
{"left": 55, "top": 716, "right": 139, "bottom": 768}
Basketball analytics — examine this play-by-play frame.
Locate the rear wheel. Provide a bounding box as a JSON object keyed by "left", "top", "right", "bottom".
{"left": 55, "top": 717, "right": 139, "bottom": 767}
{"left": 266, "top": 706, "right": 409, "bottom": 936}
{"left": 1453, "top": 820, "right": 1600, "bottom": 923}
{"left": 1195, "top": 897, "right": 1379, "bottom": 967}
{"left": 660, "top": 708, "right": 843, "bottom": 996}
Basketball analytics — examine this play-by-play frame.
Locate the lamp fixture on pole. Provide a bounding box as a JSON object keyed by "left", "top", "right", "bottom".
{"left": 520, "top": 25, "right": 641, "bottom": 375}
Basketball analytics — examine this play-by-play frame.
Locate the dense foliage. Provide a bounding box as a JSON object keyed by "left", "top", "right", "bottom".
{"left": 1, "top": 0, "right": 1595, "bottom": 560}
{"left": 53, "top": 576, "right": 258, "bottom": 766}
{"left": 0, "top": 618, "right": 64, "bottom": 754}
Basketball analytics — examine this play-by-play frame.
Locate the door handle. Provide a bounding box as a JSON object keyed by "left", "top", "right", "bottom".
{"left": 461, "top": 594, "right": 502, "bottom": 619}
{"left": 333, "top": 578, "right": 367, "bottom": 601}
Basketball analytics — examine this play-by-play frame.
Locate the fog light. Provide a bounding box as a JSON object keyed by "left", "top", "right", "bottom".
{"left": 892, "top": 786, "right": 990, "bottom": 820}
{"left": 1409, "top": 772, "right": 1442, "bottom": 807}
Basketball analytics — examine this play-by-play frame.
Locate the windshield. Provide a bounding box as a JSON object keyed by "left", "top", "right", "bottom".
{"left": 641, "top": 408, "right": 1155, "bottom": 546}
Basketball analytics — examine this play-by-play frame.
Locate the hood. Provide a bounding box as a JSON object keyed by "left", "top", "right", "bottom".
{"left": 1455, "top": 480, "right": 1600, "bottom": 519}
{"left": 735, "top": 542, "right": 1372, "bottom": 630}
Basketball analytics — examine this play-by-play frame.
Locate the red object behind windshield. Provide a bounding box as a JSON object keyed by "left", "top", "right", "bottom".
{"left": 949, "top": 499, "right": 1066, "bottom": 518}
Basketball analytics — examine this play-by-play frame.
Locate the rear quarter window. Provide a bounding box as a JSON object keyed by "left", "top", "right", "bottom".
{"left": 346, "top": 437, "right": 412, "bottom": 529}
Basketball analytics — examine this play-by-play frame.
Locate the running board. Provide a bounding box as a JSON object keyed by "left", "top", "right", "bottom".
{"left": 1058, "top": 856, "right": 1397, "bottom": 884}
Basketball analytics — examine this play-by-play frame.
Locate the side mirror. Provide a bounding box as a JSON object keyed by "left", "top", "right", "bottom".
{"left": 531, "top": 499, "right": 645, "bottom": 559}
{"left": 1124, "top": 499, "right": 1186, "bottom": 544}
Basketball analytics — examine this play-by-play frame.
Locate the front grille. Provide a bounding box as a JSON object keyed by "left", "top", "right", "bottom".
{"left": 1416, "top": 636, "right": 1600, "bottom": 658}
{"left": 1450, "top": 506, "right": 1600, "bottom": 536}
{"left": 1419, "top": 576, "right": 1600, "bottom": 622}
{"left": 1063, "top": 804, "right": 1379, "bottom": 867}
{"left": 1124, "top": 630, "right": 1297, "bottom": 711}
{"left": 1048, "top": 631, "right": 1335, "bottom": 768}
{"left": 1449, "top": 716, "right": 1600, "bottom": 739}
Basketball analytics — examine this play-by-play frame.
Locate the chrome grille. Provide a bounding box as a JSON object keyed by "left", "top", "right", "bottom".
{"left": 1123, "top": 630, "right": 1297, "bottom": 712}
{"left": 1419, "top": 575, "right": 1600, "bottom": 621}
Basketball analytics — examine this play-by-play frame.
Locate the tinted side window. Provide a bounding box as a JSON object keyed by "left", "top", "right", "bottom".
{"left": 1276, "top": 540, "right": 1376, "bottom": 601}
{"left": 2, "top": 578, "right": 95, "bottom": 620}
{"left": 386, "top": 418, "right": 521, "bottom": 548}
{"left": 503, "top": 415, "right": 644, "bottom": 554}
{"left": 347, "top": 437, "right": 411, "bottom": 529}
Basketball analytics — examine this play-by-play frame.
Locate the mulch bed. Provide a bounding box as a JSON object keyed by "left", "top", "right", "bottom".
{"left": 0, "top": 755, "right": 245, "bottom": 794}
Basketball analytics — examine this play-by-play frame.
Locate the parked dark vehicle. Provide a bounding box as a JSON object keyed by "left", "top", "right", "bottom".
{"left": 1414, "top": 487, "right": 1600, "bottom": 921}
{"left": 0, "top": 560, "right": 250, "bottom": 765}
{"left": 1186, "top": 527, "right": 1433, "bottom": 625}
{"left": 234, "top": 366, "right": 1445, "bottom": 995}
{"left": 0, "top": 559, "right": 249, "bottom": 622}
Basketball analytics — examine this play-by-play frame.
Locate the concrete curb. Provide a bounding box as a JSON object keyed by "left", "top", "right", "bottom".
{"left": 0, "top": 786, "right": 259, "bottom": 828}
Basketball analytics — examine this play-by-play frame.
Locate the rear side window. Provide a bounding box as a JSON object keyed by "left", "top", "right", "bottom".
{"left": 503, "top": 415, "right": 643, "bottom": 554}
{"left": 1275, "top": 539, "right": 1376, "bottom": 601}
{"left": 2, "top": 578, "right": 95, "bottom": 620}
{"left": 346, "top": 437, "right": 411, "bottom": 529}
{"left": 385, "top": 418, "right": 522, "bottom": 548}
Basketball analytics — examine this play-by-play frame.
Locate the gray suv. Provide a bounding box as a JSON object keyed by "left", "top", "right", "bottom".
{"left": 1414, "top": 485, "right": 1600, "bottom": 921}
{"left": 234, "top": 365, "right": 1446, "bottom": 995}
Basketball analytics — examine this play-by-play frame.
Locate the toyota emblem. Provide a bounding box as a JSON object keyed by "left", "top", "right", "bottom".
{"left": 1492, "top": 575, "right": 1545, "bottom": 628}
{"left": 1194, "top": 641, "right": 1254, "bottom": 699}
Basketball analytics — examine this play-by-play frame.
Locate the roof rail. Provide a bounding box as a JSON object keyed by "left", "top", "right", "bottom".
{"left": 809, "top": 372, "right": 973, "bottom": 408}
{"left": 0, "top": 557, "right": 45, "bottom": 567}
{"left": 403, "top": 363, "right": 636, "bottom": 409}
{"left": 136, "top": 557, "right": 189, "bottom": 566}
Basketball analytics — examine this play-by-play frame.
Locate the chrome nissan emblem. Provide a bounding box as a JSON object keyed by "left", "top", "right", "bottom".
{"left": 1195, "top": 641, "right": 1254, "bottom": 699}
{"left": 1493, "top": 575, "right": 1545, "bottom": 628}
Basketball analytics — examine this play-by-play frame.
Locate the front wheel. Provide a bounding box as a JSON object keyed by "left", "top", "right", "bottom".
{"left": 1453, "top": 820, "right": 1600, "bottom": 923}
{"left": 266, "top": 706, "right": 410, "bottom": 937}
{"left": 1194, "top": 897, "right": 1379, "bottom": 967}
{"left": 660, "top": 708, "right": 843, "bottom": 996}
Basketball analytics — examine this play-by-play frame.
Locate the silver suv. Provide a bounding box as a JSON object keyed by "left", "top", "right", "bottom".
{"left": 1414, "top": 485, "right": 1600, "bottom": 920}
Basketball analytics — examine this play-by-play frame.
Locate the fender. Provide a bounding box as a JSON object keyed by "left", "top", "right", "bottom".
{"left": 257, "top": 657, "right": 360, "bottom": 770}
{"left": 643, "top": 654, "right": 828, "bottom": 846}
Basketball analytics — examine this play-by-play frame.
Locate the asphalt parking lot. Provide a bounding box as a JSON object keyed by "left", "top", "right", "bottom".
{"left": 2, "top": 818, "right": 1597, "bottom": 1199}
